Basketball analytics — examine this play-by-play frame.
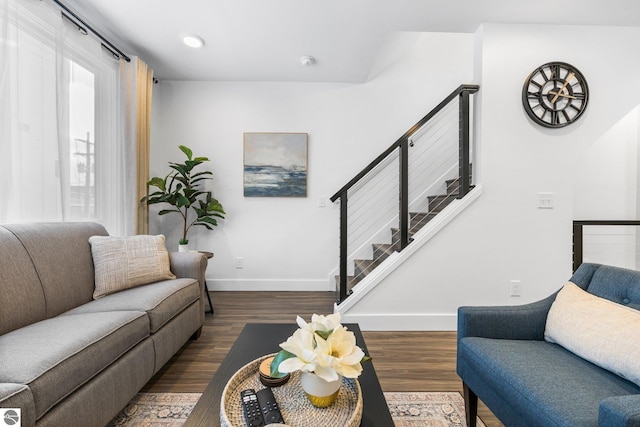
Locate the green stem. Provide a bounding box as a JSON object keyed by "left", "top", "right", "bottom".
{"left": 181, "top": 207, "right": 188, "bottom": 242}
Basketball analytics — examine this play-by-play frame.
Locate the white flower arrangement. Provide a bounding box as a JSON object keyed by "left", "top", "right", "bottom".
{"left": 270, "top": 313, "right": 371, "bottom": 383}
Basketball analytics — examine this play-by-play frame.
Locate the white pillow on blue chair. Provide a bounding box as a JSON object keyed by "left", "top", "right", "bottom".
{"left": 545, "top": 282, "right": 640, "bottom": 387}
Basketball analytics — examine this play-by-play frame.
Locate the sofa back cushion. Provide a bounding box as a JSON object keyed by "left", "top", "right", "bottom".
{"left": 572, "top": 263, "right": 640, "bottom": 311}
{"left": 2, "top": 222, "right": 109, "bottom": 319}
{"left": 0, "top": 227, "right": 47, "bottom": 335}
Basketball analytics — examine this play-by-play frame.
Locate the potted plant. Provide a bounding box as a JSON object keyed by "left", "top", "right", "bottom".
{"left": 141, "top": 145, "right": 225, "bottom": 250}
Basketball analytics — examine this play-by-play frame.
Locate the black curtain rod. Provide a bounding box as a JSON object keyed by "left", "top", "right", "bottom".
{"left": 52, "top": 0, "right": 131, "bottom": 62}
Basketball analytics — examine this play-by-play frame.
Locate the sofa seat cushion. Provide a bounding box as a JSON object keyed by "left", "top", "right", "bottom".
{"left": 60, "top": 278, "right": 199, "bottom": 333}
{"left": 0, "top": 311, "right": 149, "bottom": 419}
{"left": 458, "top": 337, "right": 640, "bottom": 427}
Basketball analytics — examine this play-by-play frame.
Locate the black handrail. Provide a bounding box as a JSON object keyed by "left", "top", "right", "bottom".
{"left": 572, "top": 220, "right": 640, "bottom": 272}
{"left": 332, "top": 84, "right": 479, "bottom": 304}
{"left": 330, "top": 84, "right": 479, "bottom": 202}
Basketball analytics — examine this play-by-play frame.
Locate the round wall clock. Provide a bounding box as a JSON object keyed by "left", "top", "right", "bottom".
{"left": 522, "top": 61, "right": 589, "bottom": 128}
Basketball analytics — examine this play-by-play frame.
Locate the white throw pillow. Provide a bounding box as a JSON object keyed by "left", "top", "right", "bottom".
{"left": 89, "top": 234, "right": 176, "bottom": 299}
{"left": 545, "top": 282, "right": 640, "bottom": 386}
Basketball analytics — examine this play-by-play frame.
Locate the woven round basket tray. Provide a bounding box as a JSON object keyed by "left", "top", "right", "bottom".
{"left": 220, "top": 354, "right": 362, "bottom": 427}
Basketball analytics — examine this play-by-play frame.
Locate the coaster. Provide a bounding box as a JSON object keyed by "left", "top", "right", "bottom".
{"left": 259, "top": 356, "right": 290, "bottom": 387}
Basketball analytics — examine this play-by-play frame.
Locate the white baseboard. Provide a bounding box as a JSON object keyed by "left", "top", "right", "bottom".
{"left": 208, "top": 278, "right": 334, "bottom": 292}
{"left": 338, "top": 312, "right": 457, "bottom": 331}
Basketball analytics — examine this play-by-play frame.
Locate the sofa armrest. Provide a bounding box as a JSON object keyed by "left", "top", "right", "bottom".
{"left": 169, "top": 252, "right": 208, "bottom": 322}
{"left": 169, "top": 251, "right": 207, "bottom": 284}
{"left": 599, "top": 395, "right": 640, "bottom": 426}
{"left": 457, "top": 293, "right": 558, "bottom": 342}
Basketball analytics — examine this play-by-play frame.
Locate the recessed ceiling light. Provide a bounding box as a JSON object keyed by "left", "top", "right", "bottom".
{"left": 182, "top": 34, "right": 204, "bottom": 48}
{"left": 300, "top": 56, "right": 316, "bottom": 67}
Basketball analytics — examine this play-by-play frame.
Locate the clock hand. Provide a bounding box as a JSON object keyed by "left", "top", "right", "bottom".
{"left": 551, "top": 72, "right": 575, "bottom": 103}
{"left": 548, "top": 90, "right": 577, "bottom": 100}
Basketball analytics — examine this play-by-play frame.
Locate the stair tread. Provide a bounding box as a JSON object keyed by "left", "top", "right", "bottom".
{"left": 354, "top": 258, "right": 382, "bottom": 268}
{"left": 428, "top": 193, "right": 458, "bottom": 201}
{"left": 372, "top": 242, "right": 399, "bottom": 250}
{"left": 410, "top": 212, "right": 438, "bottom": 218}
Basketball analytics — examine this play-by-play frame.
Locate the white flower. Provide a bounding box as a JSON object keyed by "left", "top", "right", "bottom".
{"left": 296, "top": 313, "right": 342, "bottom": 336}
{"left": 315, "top": 325, "right": 364, "bottom": 380}
{"left": 275, "top": 313, "right": 369, "bottom": 382}
{"left": 277, "top": 328, "right": 318, "bottom": 374}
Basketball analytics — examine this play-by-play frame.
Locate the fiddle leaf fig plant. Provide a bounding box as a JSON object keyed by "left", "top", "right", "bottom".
{"left": 141, "top": 145, "right": 225, "bottom": 245}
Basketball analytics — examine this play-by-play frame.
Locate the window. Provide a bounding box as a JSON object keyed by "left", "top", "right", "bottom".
{"left": 69, "top": 62, "right": 96, "bottom": 218}
{"left": 0, "top": 0, "right": 125, "bottom": 234}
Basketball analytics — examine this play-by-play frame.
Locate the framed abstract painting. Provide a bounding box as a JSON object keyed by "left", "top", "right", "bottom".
{"left": 243, "top": 133, "right": 308, "bottom": 197}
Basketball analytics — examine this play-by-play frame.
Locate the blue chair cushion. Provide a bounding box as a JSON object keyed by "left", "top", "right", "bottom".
{"left": 458, "top": 337, "right": 640, "bottom": 427}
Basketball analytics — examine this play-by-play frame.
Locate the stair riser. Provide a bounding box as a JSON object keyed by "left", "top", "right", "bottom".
{"left": 427, "top": 195, "right": 456, "bottom": 213}
{"left": 354, "top": 259, "right": 380, "bottom": 278}
{"left": 447, "top": 181, "right": 461, "bottom": 194}
{"left": 391, "top": 229, "right": 409, "bottom": 246}
{"left": 409, "top": 213, "right": 437, "bottom": 230}
{"left": 335, "top": 276, "right": 360, "bottom": 293}
{"left": 372, "top": 243, "right": 398, "bottom": 262}
{"left": 445, "top": 169, "right": 472, "bottom": 194}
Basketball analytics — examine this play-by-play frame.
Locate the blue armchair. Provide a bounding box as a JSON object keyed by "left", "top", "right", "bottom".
{"left": 457, "top": 263, "right": 640, "bottom": 427}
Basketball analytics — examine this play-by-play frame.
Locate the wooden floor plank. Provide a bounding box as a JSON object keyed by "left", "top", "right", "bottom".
{"left": 142, "top": 291, "right": 502, "bottom": 426}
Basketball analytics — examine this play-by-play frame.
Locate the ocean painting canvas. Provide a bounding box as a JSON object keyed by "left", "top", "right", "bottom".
{"left": 243, "top": 133, "right": 308, "bottom": 197}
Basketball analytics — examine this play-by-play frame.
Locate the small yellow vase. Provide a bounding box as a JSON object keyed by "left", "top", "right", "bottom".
{"left": 300, "top": 372, "right": 342, "bottom": 408}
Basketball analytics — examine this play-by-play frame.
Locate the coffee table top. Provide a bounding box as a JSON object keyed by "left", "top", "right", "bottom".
{"left": 184, "top": 323, "right": 393, "bottom": 427}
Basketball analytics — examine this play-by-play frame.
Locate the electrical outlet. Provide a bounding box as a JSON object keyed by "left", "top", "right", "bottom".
{"left": 236, "top": 257, "right": 244, "bottom": 269}
{"left": 510, "top": 280, "right": 521, "bottom": 297}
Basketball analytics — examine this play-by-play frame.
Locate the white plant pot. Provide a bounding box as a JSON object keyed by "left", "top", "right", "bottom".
{"left": 178, "top": 244, "right": 189, "bottom": 252}
{"left": 300, "top": 371, "right": 342, "bottom": 408}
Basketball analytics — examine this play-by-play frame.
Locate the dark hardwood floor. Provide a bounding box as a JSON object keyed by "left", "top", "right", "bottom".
{"left": 142, "top": 291, "right": 502, "bottom": 426}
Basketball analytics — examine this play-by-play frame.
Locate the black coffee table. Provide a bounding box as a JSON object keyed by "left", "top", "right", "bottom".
{"left": 184, "top": 323, "right": 394, "bottom": 427}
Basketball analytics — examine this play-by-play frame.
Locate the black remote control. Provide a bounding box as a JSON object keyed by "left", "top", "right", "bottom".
{"left": 256, "top": 387, "right": 285, "bottom": 424}
{"left": 240, "top": 389, "right": 265, "bottom": 427}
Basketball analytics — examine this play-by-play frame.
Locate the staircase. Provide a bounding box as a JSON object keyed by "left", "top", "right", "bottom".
{"left": 338, "top": 173, "right": 471, "bottom": 295}
{"left": 330, "top": 84, "right": 480, "bottom": 304}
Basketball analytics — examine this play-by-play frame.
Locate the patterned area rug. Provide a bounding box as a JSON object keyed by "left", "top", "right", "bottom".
{"left": 109, "top": 393, "right": 201, "bottom": 427}
{"left": 385, "top": 392, "right": 485, "bottom": 427}
{"left": 109, "top": 391, "right": 485, "bottom": 426}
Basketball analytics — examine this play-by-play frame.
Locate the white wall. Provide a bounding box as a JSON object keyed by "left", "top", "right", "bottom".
{"left": 573, "top": 107, "right": 640, "bottom": 270}
{"left": 150, "top": 32, "right": 474, "bottom": 290}
{"left": 574, "top": 107, "right": 639, "bottom": 219}
{"left": 341, "top": 24, "right": 640, "bottom": 330}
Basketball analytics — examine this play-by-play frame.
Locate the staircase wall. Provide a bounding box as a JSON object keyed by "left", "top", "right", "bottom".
{"left": 341, "top": 24, "right": 640, "bottom": 330}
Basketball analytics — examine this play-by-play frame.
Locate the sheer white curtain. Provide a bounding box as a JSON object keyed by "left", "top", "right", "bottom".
{"left": 0, "top": 0, "right": 131, "bottom": 235}
{"left": 0, "top": 0, "right": 61, "bottom": 222}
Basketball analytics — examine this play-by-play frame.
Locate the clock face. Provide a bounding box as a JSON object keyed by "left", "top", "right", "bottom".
{"left": 522, "top": 62, "right": 589, "bottom": 128}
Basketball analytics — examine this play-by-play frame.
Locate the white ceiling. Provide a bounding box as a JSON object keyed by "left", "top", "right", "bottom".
{"left": 65, "top": 0, "right": 640, "bottom": 83}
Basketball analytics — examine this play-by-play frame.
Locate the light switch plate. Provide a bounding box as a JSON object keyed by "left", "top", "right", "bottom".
{"left": 538, "top": 192, "right": 554, "bottom": 209}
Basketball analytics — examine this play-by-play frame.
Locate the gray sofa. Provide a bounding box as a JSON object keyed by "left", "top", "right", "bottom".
{"left": 0, "top": 222, "right": 207, "bottom": 427}
{"left": 457, "top": 263, "right": 640, "bottom": 427}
